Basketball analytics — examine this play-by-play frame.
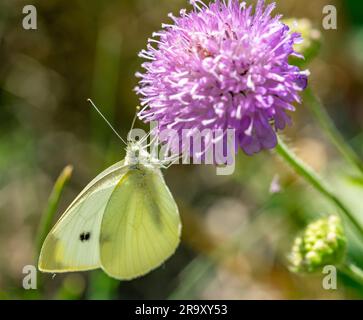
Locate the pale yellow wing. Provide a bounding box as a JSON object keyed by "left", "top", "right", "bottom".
{"left": 100, "top": 166, "right": 181, "bottom": 280}
{"left": 38, "top": 161, "right": 127, "bottom": 273}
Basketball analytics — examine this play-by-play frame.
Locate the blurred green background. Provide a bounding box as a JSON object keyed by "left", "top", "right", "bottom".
{"left": 0, "top": 0, "right": 363, "bottom": 299}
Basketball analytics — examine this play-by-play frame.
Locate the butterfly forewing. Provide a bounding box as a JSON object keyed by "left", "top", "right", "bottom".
{"left": 38, "top": 161, "right": 128, "bottom": 273}
{"left": 100, "top": 165, "right": 181, "bottom": 280}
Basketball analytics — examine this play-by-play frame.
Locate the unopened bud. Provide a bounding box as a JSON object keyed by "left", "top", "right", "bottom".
{"left": 289, "top": 215, "right": 346, "bottom": 273}
{"left": 284, "top": 18, "right": 322, "bottom": 66}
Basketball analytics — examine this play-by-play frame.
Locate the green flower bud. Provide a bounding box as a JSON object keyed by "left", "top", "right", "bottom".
{"left": 289, "top": 216, "right": 347, "bottom": 273}
{"left": 284, "top": 18, "right": 322, "bottom": 67}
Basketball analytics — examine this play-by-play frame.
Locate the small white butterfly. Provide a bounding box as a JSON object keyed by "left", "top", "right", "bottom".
{"left": 38, "top": 100, "right": 181, "bottom": 280}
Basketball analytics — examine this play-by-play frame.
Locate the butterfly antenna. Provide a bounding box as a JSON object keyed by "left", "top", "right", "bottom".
{"left": 130, "top": 106, "right": 140, "bottom": 132}
{"left": 127, "top": 106, "right": 143, "bottom": 143}
{"left": 87, "top": 99, "right": 127, "bottom": 145}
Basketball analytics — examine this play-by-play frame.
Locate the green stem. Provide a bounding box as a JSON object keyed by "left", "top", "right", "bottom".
{"left": 339, "top": 263, "right": 363, "bottom": 286}
{"left": 35, "top": 165, "right": 73, "bottom": 255}
{"left": 275, "top": 138, "right": 363, "bottom": 241}
{"left": 305, "top": 88, "right": 363, "bottom": 176}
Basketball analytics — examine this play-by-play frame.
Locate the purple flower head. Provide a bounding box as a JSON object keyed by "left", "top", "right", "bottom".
{"left": 135, "top": 0, "right": 309, "bottom": 156}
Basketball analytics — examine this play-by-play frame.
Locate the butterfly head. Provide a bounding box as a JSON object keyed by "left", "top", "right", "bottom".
{"left": 125, "top": 140, "right": 151, "bottom": 167}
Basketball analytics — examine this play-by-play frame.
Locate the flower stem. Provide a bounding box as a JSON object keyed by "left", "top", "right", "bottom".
{"left": 275, "top": 138, "right": 363, "bottom": 241}
{"left": 304, "top": 88, "right": 363, "bottom": 176}
{"left": 35, "top": 165, "right": 73, "bottom": 255}
{"left": 339, "top": 263, "right": 363, "bottom": 286}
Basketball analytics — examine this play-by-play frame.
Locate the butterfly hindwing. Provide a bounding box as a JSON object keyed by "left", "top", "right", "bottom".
{"left": 100, "top": 165, "right": 181, "bottom": 280}
{"left": 38, "top": 161, "right": 127, "bottom": 273}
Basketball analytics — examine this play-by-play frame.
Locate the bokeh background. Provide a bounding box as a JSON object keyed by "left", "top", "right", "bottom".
{"left": 0, "top": 0, "right": 363, "bottom": 299}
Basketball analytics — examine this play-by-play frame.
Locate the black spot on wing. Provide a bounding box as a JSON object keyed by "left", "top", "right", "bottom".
{"left": 79, "top": 232, "right": 91, "bottom": 242}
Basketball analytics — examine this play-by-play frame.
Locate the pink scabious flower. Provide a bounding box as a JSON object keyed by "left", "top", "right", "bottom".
{"left": 135, "top": 0, "right": 309, "bottom": 156}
